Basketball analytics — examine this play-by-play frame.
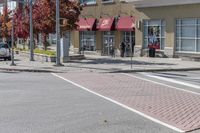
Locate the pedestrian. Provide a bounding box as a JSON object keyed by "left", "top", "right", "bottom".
{"left": 110, "top": 45, "right": 115, "bottom": 58}
{"left": 120, "top": 41, "right": 125, "bottom": 57}
{"left": 148, "top": 29, "right": 157, "bottom": 46}
{"left": 126, "top": 44, "right": 130, "bottom": 57}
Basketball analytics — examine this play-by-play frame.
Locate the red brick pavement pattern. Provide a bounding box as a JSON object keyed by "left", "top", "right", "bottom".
{"left": 58, "top": 73, "right": 200, "bottom": 132}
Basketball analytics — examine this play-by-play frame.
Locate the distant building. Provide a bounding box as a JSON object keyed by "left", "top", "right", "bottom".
{"left": 0, "top": 0, "right": 17, "bottom": 14}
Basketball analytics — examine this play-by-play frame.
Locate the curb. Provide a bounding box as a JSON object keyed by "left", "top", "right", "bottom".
{"left": 1, "top": 66, "right": 200, "bottom": 73}
{"left": 64, "top": 65, "right": 200, "bottom": 73}
{"left": 0, "top": 67, "right": 63, "bottom": 73}
{"left": 110, "top": 67, "right": 200, "bottom": 73}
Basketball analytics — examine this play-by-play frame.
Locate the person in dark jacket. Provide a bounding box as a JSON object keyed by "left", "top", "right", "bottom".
{"left": 120, "top": 41, "right": 125, "bottom": 57}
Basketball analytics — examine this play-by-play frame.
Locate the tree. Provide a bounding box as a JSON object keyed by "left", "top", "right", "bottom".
{"left": 0, "top": 5, "right": 12, "bottom": 42}
{"left": 13, "top": 0, "right": 82, "bottom": 50}
{"left": 13, "top": 8, "right": 29, "bottom": 39}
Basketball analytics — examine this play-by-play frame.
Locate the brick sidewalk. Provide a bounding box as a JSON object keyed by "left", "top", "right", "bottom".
{"left": 57, "top": 72, "right": 200, "bottom": 132}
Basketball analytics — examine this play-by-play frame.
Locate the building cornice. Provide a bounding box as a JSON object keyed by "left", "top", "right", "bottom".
{"left": 127, "top": 0, "right": 200, "bottom": 8}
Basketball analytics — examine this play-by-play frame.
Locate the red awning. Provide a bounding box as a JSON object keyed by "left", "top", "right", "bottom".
{"left": 97, "top": 17, "right": 115, "bottom": 31}
{"left": 116, "top": 16, "right": 135, "bottom": 31}
{"left": 77, "top": 18, "right": 96, "bottom": 31}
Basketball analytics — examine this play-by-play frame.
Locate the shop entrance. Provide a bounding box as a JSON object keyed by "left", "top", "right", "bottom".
{"left": 102, "top": 31, "right": 115, "bottom": 56}
{"left": 122, "top": 31, "right": 135, "bottom": 57}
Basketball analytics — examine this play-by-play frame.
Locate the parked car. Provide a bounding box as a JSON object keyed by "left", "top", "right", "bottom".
{"left": 0, "top": 42, "right": 11, "bottom": 61}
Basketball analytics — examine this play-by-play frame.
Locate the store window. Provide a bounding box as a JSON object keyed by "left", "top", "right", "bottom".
{"left": 143, "top": 20, "right": 165, "bottom": 50}
{"left": 122, "top": 31, "right": 135, "bottom": 56}
{"left": 80, "top": 31, "right": 96, "bottom": 51}
{"left": 176, "top": 19, "right": 200, "bottom": 52}
{"left": 80, "top": 0, "right": 96, "bottom": 5}
{"left": 0, "top": 1, "right": 17, "bottom": 14}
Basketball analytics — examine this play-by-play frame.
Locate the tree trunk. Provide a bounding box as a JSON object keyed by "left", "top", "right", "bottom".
{"left": 23, "top": 39, "right": 25, "bottom": 50}
{"left": 42, "top": 33, "right": 47, "bottom": 51}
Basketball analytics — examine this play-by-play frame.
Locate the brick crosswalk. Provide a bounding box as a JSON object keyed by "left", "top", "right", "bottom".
{"left": 57, "top": 72, "right": 200, "bottom": 132}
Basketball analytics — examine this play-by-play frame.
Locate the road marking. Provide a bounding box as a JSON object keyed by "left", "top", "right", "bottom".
{"left": 123, "top": 73, "right": 200, "bottom": 96}
{"left": 141, "top": 72, "right": 200, "bottom": 89}
{"left": 52, "top": 73, "right": 185, "bottom": 133}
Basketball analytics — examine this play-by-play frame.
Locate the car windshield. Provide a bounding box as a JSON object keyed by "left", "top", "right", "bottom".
{"left": 0, "top": 43, "right": 8, "bottom": 48}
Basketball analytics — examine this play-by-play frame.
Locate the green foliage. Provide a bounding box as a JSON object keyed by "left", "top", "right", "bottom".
{"left": 34, "top": 49, "right": 56, "bottom": 57}
{"left": 16, "top": 48, "right": 56, "bottom": 57}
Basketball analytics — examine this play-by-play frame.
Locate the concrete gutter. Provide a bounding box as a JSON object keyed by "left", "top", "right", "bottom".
{"left": 110, "top": 67, "right": 200, "bottom": 73}
{"left": 1, "top": 65, "right": 200, "bottom": 73}
{"left": 0, "top": 67, "right": 63, "bottom": 73}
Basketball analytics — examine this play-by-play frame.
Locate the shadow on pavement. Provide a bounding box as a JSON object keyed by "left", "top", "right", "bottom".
{"left": 70, "top": 58, "right": 176, "bottom": 66}
{"left": 0, "top": 59, "right": 21, "bottom": 62}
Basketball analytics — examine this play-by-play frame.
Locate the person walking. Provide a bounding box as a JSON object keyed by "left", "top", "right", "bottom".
{"left": 120, "top": 41, "right": 125, "bottom": 57}
{"left": 110, "top": 45, "right": 115, "bottom": 58}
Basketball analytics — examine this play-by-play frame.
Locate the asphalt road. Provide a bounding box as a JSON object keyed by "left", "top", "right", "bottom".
{"left": 0, "top": 72, "right": 178, "bottom": 133}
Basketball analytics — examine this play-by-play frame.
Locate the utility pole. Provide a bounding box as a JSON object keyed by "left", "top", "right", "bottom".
{"left": 130, "top": 31, "right": 133, "bottom": 69}
{"left": 3, "top": 0, "right": 7, "bottom": 43}
{"left": 29, "top": 0, "right": 34, "bottom": 61}
{"left": 10, "top": 13, "right": 16, "bottom": 66}
{"left": 55, "top": 0, "right": 62, "bottom": 66}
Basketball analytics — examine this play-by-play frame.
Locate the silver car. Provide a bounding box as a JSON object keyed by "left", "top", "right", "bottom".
{"left": 0, "top": 43, "right": 11, "bottom": 61}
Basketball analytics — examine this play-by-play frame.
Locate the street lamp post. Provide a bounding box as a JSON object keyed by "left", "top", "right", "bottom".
{"left": 130, "top": 31, "right": 133, "bottom": 69}
{"left": 10, "top": 11, "right": 16, "bottom": 66}
{"left": 55, "top": 0, "right": 62, "bottom": 66}
{"left": 29, "top": 0, "right": 34, "bottom": 61}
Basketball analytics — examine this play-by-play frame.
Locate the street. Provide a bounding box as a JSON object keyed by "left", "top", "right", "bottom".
{"left": 0, "top": 71, "right": 200, "bottom": 133}
{"left": 1, "top": 0, "right": 200, "bottom": 132}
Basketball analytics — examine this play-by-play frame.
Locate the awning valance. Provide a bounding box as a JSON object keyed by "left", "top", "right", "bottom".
{"left": 97, "top": 17, "right": 115, "bottom": 31}
{"left": 77, "top": 18, "right": 96, "bottom": 31}
{"left": 116, "top": 16, "right": 135, "bottom": 31}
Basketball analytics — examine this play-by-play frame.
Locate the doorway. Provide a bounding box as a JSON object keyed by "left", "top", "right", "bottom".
{"left": 102, "top": 31, "right": 115, "bottom": 56}
{"left": 122, "top": 31, "right": 135, "bottom": 57}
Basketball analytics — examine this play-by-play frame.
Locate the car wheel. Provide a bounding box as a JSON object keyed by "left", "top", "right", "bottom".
{"left": 4, "top": 58, "right": 7, "bottom": 61}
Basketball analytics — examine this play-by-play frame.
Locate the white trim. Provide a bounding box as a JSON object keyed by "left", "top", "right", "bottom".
{"left": 123, "top": 73, "right": 200, "bottom": 96}
{"left": 85, "top": 1, "right": 97, "bottom": 5}
{"left": 142, "top": 73, "right": 200, "bottom": 89}
{"left": 80, "top": 0, "right": 96, "bottom": 5}
{"left": 175, "top": 51, "right": 200, "bottom": 54}
{"left": 128, "top": 0, "right": 200, "bottom": 8}
{"left": 119, "top": 0, "right": 127, "bottom": 2}
{"left": 101, "top": 0, "right": 114, "bottom": 4}
{"left": 52, "top": 73, "right": 185, "bottom": 133}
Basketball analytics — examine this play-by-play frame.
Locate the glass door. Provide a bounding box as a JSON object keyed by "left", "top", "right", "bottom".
{"left": 122, "top": 31, "right": 135, "bottom": 57}
{"left": 103, "top": 32, "right": 115, "bottom": 55}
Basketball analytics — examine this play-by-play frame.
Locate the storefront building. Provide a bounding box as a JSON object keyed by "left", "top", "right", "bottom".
{"left": 71, "top": 0, "right": 137, "bottom": 57}
{"left": 132, "top": 0, "right": 200, "bottom": 58}
{"left": 71, "top": 0, "right": 200, "bottom": 59}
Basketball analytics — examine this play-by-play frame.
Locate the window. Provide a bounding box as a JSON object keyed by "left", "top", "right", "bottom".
{"left": 101, "top": 0, "right": 114, "bottom": 4}
{"left": 80, "top": 31, "right": 96, "bottom": 51}
{"left": 8, "top": 1, "right": 17, "bottom": 11}
{"left": 143, "top": 20, "right": 165, "bottom": 50}
{"left": 176, "top": 19, "right": 200, "bottom": 53}
{"left": 80, "top": 0, "right": 96, "bottom": 5}
{"left": 0, "top": 4, "right": 3, "bottom": 14}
